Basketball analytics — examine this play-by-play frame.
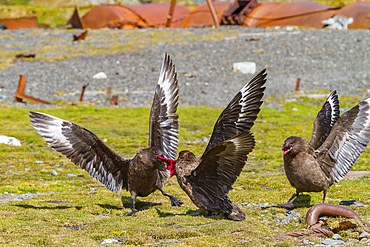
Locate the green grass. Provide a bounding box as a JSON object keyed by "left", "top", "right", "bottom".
{"left": 0, "top": 98, "right": 369, "bottom": 246}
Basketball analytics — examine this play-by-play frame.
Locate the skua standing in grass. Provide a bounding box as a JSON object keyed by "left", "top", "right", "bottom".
{"left": 279, "top": 91, "right": 370, "bottom": 209}
{"left": 159, "top": 69, "right": 267, "bottom": 221}
{"left": 29, "top": 53, "right": 182, "bottom": 215}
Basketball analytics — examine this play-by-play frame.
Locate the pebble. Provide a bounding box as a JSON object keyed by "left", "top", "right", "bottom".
{"left": 359, "top": 231, "right": 370, "bottom": 239}
{"left": 93, "top": 72, "right": 108, "bottom": 80}
{"left": 0, "top": 28, "right": 368, "bottom": 109}
{"left": 332, "top": 234, "right": 341, "bottom": 240}
{"left": 322, "top": 239, "right": 345, "bottom": 245}
{"left": 51, "top": 170, "right": 58, "bottom": 176}
{"left": 66, "top": 174, "right": 78, "bottom": 177}
{"left": 100, "top": 239, "right": 119, "bottom": 245}
{"left": 339, "top": 200, "right": 364, "bottom": 207}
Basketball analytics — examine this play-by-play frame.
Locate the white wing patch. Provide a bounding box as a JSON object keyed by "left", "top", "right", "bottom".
{"left": 327, "top": 91, "right": 340, "bottom": 127}
{"left": 157, "top": 54, "right": 179, "bottom": 160}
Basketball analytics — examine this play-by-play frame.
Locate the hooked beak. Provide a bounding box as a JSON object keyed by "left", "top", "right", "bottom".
{"left": 157, "top": 155, "right": 177, "bottom": 177}
{"left": 282, "top": 145, "right": 292, "bottom": 157}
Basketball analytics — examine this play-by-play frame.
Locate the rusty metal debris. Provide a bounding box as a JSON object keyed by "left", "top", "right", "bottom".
{"left": 67, "top": 6, "right": 85, "bottom": 29}
{"left": 15, "top": 53, "right": 36, "bottom": 59}
{"left": 244, "top": 1, "right": 370, "bottom": 29}
{"left": 244, "top": 1, "right": 336, "bottom": 28}
{"left": 0, "top": 16, "right": 38, "bottom": 30}
{"left": 182, "top": 1, "right": 231, "bottom": 28}
{"left": 221, "top": 0, "right": 259, "bottom": 25}
{"left": 110, "top": 95, "right": 119, "bottom": 105}
{"left": 73, "top": 30, "right": 88, "bottom": 42}
{"left": 79, "top": 83, "right": 89, "bottom": 102}
{"left": 15, "top": 75, "right": 51, "bottom": 104}
{"left": 334, "top": 1, "right": 370, "bottom": 29}
{"left": 65, "top": 1, "right": 369, "bottom": 30}
{"left": 69, "top": 4, "right": 190, "bottom": 29}
{"left": 206, "top": 0, "right": 220, "bottom": 27}
{"left": 295, "top": 78, "right": 301, "bottom": 91}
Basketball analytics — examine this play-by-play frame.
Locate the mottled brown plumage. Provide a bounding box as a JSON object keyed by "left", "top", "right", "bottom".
{"left": 280, "top": 92, "right": 370, "bottom": 209}
{"left": 29, "top": 53, "right": 182, "bottom": 215}
{"left": 160, "top": 69, "right": 267, "bottom": 220}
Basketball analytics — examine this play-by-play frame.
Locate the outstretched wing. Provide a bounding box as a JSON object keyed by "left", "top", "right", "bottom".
{"left": 315, "top": 98, "right": 370, "bottom": 184}
{"left": 309, "top": 91, "right": 340, "bottom": 150}
{"left": 149, "top": 53, "right": 179, "bottom": 161}
{"left": 188, "top": 132, "right": 255, "bottom": 198}
{"left": 202, "top": 69, "right": 266, "bottom": 158}
{"left": 29, "top": 111, "right": 130, "bottom": 194}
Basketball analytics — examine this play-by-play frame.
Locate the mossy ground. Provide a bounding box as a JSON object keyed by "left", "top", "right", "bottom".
{"left": 0, "top": 96, "right": 369, "bottom": 246}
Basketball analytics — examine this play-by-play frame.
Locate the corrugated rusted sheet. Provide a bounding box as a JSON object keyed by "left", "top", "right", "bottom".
{"left": 0, "top": 16, "right": 38, "bottom": 30}
{"left": 126, "top": 3, "right": 190, "bottom": 28}
{"left": 334, "top": 1, "right": 370, "bottom": 29}
{"left": 79, "top": 4, "right": 190, "bottom": 29}
{"left": 182, "top": 1, "right": 232, "bottom": 28}
{"left": 67, "top": 6, "right": 85, "bottom": 29}
{"left": 244, "top": 1, "right": 335, "bottom": 29}
{"left": 81, "top": 5, "right": 144, "bottom": 29}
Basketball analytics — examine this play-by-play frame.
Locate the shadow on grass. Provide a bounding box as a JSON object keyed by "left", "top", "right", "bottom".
{"left": 14, "top": 204, "right": 83, "bottom": 210}
{"left": 155, "top": 208, "right": 223, "bottom": 220}
{"left": 115, "top": 196, "right": 162, "bottom": 210}
{"left": 155, "top": 208, "right": 188, "bottom": 218}
{"left": 277, "top": 193, "right": 313, "bottom": 209}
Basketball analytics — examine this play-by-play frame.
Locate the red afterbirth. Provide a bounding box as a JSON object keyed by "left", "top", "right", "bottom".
{"left": 157, "top": 155, "right": 177, "bottom": 177}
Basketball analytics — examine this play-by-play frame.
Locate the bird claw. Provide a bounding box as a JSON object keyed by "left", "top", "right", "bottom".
{"left": 126, "top": 209, "right": 137, "bottom": 216}
{"left": 277, "top": 202, "right": 295, "bottom": 209}
{"left": 170, "top": 196, "right": 183, "bottom": 207}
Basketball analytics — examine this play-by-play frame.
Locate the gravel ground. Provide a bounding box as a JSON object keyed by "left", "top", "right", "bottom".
{"left": 0, "top": 27, "right": 369, "bottom": 108}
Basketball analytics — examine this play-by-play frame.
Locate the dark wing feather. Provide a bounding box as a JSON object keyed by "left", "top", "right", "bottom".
{"left": 149, "top": 53, "right": 179, "bottom": 161}
{"left": 202, "top": 69, "right": 266, "bottom": 158}
{"left": 29, "top": 111, "right": 130, "bottom": 194}
{"left": 188, "top": 132, "right": 255, "bottom": 198}
{"left": 315, "top": 98, "right": 370, "bottom": 183}
{"left": 309, "top": 91, "right": 340, "bottom": 150}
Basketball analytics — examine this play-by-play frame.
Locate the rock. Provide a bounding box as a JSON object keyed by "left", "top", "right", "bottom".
{"left": 332, "top": 234, "right": 341, "bottom": 240}
{"left": 51, "top": 170, "right": 58, "bottom": 176}
{"left": 232, "top": 62, "right": 256, "bottom": 74}
{"left": 321, "top": 239, "right": 345, "bottom": 245}
{"left": 322, "top": 15, "right": 353, "bottom": 30}
{"left": 66, "top": 174, "right": 78, "bottom": 177}
{"left": 0, "top": 135, "right": 21, "bottom": 146}
{"left": 359, "top": 231, "right": 370, "bottom": 240}
{"left": 100, "top": 238, "right": 119, "bottom": 245}
{"left": 339, "top": 200, "right": 364, "bottom": 207}
{"left": 199, "top": 137, "right": 209, "bottom": 143}
{"left": 93, "top": 72, "right": 107, "bottom": 79}
{"left": 359, "top": 238, "right": 369, "bottom": 244}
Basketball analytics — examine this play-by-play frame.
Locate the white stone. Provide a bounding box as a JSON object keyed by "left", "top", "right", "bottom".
{"left": 322, "top": 15, "right": 354, "bottom": 30}
{"left": 322, "top": 239, "right": 345, "bottom": 245}
{"left": 359, "top": 231, "right": 370, "bottom": 239}
{"left": 232, "top": 62, "right": 256, "bottom": 74}
{"left": 332, "top": 234, "right": 341, "bottom": 240}
{"left": 100, "top": 238, "right": 119, "bottom": 245}
{"left": 0, "top": 135, "right": 21, "bottom": 146}
{"left": 93, "top": 72, "right": 107, "bottom": 79}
